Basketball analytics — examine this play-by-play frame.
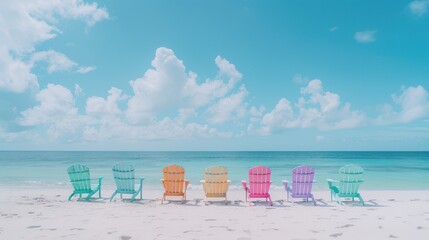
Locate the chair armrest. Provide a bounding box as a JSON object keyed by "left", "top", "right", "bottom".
{"left": 184, "top": 180, "right": 190, "bottom": 190}
{"left": 138, "top": 177, "right": 144, "bottom": 184}
{"left": 200, "top": 180, "right": 205, "bottom": 183}
{"left": 326, "top": 178, "right": 339, "bottom": 183}
{"left": 90, "top": 177, "right": 103, "bottom": 181}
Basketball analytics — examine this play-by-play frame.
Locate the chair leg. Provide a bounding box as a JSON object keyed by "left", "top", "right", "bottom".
{"left": 110, "top": 191, "right": 117, "bottom": 202}
{"left": 268, "top": 196, "right": 273, "bottom": 206}
{"left": 68, "top": 193, "right": 75, "bottom": 201}
{"left": 131, "top": 193, "right": 138, "bottom": 203}
{"left": 161, "top": 194, "right": 165, "bottom": 204}
{"left": 358, "top": 195, "right": 364, "bottom": 206}
{"left": 311, "top": 196, "right": 316, "bottom": 206}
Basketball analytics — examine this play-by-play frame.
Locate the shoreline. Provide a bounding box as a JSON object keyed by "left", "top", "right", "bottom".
{"left": 1, "top": 188, "right": 428, "bottom": 239}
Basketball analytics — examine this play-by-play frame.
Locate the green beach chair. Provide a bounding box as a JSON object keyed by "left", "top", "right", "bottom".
{"left": 67, "top": 165, "right": 103, "bottom": 201}
{"left": 327, "top": 164, "right": 364, "bottom": 206}
{"left": 110, "top": 164, "right": 144, "bottom": 202}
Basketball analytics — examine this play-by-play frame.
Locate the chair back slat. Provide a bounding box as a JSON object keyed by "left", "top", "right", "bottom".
{"left": 204, "top": 166, "right": 228, "bottom": 195}
{"left": 249, "top": 166, "right": 271, "bottom": 195}
{"left": 67, "top": 165, "right": 91, "bottom": 191}
{"left": 112, "top": 164, "right": 135, "bottom": 192}
{"left": 292, "top": 165, "right": 314, "bottom": 195}
{"left": 339, "top": 165, "right": 363, "bottom": 195}
{"left": 163, "top": 165, "right": 185, "bottom": 194}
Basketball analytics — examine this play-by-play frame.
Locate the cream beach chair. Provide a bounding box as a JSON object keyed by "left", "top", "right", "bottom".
{"left": 200, "top": 166, "right": 231, "bottom": 205}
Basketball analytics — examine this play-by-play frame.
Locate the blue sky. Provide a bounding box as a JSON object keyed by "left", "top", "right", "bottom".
{"left": 1, "top": 0, "right": 429, "bottom": 150}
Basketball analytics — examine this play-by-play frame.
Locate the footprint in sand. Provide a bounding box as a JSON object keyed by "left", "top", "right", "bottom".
{"left": 329, "top": 233, "right": 343, "bottom": 238}
{"left": 417, "top": 226, "right": 424, "bottom": 229}
{"left": 120, "top": 236, "right": 132, "bottom": 240}
{"left": 388, "top": 234, "right": 398, "bottom": 238}
{"left": 337, "top": 224, "right": 353, "bottom": 228}
{"left": 205, "top": 219, "right": 217, "bottom": 221}
{"left": 27, "top": 225, "right": 41, "bottom": 229}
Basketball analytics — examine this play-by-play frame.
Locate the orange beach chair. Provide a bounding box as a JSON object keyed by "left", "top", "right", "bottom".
{"left": 161, "top": 164, "right": 189, "bottom": 204}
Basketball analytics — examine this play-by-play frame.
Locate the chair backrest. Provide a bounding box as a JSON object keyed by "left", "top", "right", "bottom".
{"left": 291, "top": 165, "right": 315, "bottom": 195}
{"left": 248, "top": 166, "right": 271, "bottom": 195}
{"left": 112, "top": 164, "right": 135, "bottom": 192}
{"left": 204, "top": 166, "right": 228, "bottom": 194}
{"left": 163, "top": 165, "right": 185, "bottom": 194}
{"left": 338, "top": 164, "right": 363, "bottom": 194}
{"left": 67, "top": 165, "right": 91, "bottom": 191}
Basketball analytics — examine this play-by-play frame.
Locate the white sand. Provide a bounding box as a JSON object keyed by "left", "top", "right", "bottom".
{"left": 0, "top": 188, "right": 428, "bottom": 240}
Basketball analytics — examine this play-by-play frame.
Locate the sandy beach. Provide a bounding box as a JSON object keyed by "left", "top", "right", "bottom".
{"left": 1, "top": 188, "right": 428, "bottom": 240}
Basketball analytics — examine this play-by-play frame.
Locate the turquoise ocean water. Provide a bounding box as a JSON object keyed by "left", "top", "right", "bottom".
{"left": 0, "top": 151, "right": 428, "bottom": 190}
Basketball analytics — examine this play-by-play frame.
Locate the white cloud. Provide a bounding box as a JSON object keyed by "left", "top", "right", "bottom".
{"left": 74, "top": 84, "right": 83, "bottom": 97}
{"left": 255, "top": 79, "right": 366, "bottom": 135}
{"left": 354, "top": 30, "right": 377, "bottom": 43}
{"left": 126, "top": 47, "right": 188, "bottom": 123}
{"left": 409, "top": 0, "right": 429, "bottom": 16}
{"left": 77, "top": 66, "right": 96, "bottom": 73}
{"left": 20, "top": 84, "right": 79, "bottom": 126}
{"left": 185, "top": 56, "right": 242, "bottom": 107}
{"left": 126, "top": 47, "right": 243, "bottom": 123}
{"left": 0, "top": 0, "right": 108, "bottom": 92}
{"left": 86, "top": 87, "right": 126, "bottom": 116}
{"left": 206, "top": 86, "right": 248, "bottom": 124}
{"left": 0, "top": 49, "right": 39, "bottom": 92}
{"left": 31, "top": 50, "right": 77, "bottom": 73}
{"left": 376, "top": 85, "right": 429, "bottom": 124}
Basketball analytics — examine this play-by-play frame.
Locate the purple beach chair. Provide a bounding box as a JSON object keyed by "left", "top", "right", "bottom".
{"left": 282, "top": 165, "right": 316, "bottom": 205}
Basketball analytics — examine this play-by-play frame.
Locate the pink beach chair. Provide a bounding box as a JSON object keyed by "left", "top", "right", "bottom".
{"left": 282, "top": 165, "right": 316, "bottom": 205}
{"left": 242, "top": 166, "right": 273, "bottom": 206}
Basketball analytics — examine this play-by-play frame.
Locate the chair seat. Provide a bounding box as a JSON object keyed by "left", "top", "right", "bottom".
{"left": 249, "top": 193, "right": 270, "bottom": 198}
{"left": 73, "top": 189, "right": 93, "bottom": 194}
{"left": 291, "top": 193, "right": 313, "bottom": 198}
{"left": 116, "top": 189, "right": 137, "bottom": 194}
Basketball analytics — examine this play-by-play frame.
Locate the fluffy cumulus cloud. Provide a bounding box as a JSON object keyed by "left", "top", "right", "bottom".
{"left": 126, "top": 47, "right": 243, "bottom": 123}
{"left": 376, "top": 85, "right": 429, "bottom": 124}
{"left": 354, "top": 30, "right": 377, "bottom": 43}
{"left": 206, "top": 86, "right": 248, "bottom": 124}
{"left": 19, "top": 84, "right": 92, "bottom": 140}
{"left": 409, "top": 0, "right": 429, "bottom": 16}
{"left": 253, "top": 79, "right": 366, "bottom": 135}
{"left": 0, "top": 0, "right": 108, "bottom": 92}
{"left": 86, "top": 87, "right": 126, "bottom": 116}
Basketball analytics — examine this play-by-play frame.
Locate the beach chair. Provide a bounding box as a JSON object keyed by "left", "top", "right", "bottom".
{"left": 67, "top": 165, "right": 103, "bottom": 201}
{"left": 282, "top": 165, "right": 316, "bottom": 205}
{"left": 161, "top": 164, "right": 189, "bottom": 204}
{"left": 200, "top": 166, "right": 231, "bottom": 205}
{"left": 242, "top": 166, "right": 273, "bottom": 206}
{"left": 110, "top": 164, "right": 144, "bottom": 202}
{"left": 327, "top": 164, "right": 364, "bottom": 206}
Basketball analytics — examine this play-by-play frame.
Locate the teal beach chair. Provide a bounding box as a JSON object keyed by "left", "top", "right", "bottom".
{"left": 327, "top": 164, "right": 364, "bottom": 206}
{"left": 67, "top": 165, "right": 103, "bottom": 201}
{"left": 110, "top": 164, "right": 144, "bottom": 202}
